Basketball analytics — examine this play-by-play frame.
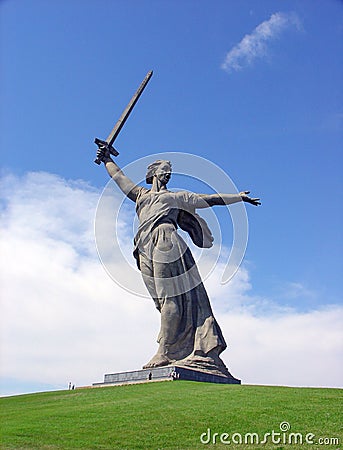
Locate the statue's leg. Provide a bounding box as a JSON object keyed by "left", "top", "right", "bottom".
{"left": 138, "top": 253, "right": 172, "bottom": 367}
{"left": 157, "top": 295, "right": 180, "bottom": 357}
{"left": 139, "top": 255, "right": 161, "bottom": 311}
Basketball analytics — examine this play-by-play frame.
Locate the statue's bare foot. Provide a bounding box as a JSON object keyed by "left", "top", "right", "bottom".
{"left": 143, "top": 353, "right": 171, "bottom": 368}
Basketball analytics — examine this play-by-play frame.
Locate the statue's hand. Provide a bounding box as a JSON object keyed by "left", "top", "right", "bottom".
{"left": 96, "top": 145, "right": 112, "bottom": 162}
{"left": 239, "top": 191, "right": 261, "bottom": 206}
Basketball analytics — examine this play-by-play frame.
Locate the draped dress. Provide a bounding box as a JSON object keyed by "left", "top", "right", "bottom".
{"left": 133, "top": 187, "right": 228, "bottom": 369}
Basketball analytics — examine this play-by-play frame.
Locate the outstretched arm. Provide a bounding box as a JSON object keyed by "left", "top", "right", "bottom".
{"left": 194, "top": 191, "right": 261, "bottom": 208}
{"left": 96, "top": 148, "right": 141, "bottom": 202}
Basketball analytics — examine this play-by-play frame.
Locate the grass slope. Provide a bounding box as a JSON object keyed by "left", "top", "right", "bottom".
{"left": 1, "top": 381, "right": 342, "bottom": 449}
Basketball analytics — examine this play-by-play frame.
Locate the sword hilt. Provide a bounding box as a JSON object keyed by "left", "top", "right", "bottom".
{"left": 94, "top": 138, "right": 119, "bottom": 165}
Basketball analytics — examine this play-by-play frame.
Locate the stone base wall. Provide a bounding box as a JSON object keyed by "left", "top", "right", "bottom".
{"left": 93, "top": 365, "right": 241, "bottom": 386}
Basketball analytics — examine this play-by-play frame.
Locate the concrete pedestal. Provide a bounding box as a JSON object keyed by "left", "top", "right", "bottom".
{"left": 93, "top": 365, "right": 241, "bottom": 387}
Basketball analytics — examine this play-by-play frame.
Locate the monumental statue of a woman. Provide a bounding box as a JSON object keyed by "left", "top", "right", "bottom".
{"left": 97, "top": 147, "right": 260, "bottom": 377}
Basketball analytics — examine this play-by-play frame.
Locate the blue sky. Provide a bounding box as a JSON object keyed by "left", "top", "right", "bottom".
{"left": 1, "top": 0, "right": 342, "bottom": 395}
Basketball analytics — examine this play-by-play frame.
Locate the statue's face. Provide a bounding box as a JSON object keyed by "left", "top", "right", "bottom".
{"left": 155, "top": 162, "right": 172, "bottom": 185}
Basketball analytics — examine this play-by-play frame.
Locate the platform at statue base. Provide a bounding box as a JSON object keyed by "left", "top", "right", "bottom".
{"left": 93, "top": 365, "right": 241, "bottom": 387}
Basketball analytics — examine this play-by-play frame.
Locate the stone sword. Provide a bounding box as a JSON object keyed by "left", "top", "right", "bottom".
{"left": 94, "top": 70, "right": 153, "bottom": 164}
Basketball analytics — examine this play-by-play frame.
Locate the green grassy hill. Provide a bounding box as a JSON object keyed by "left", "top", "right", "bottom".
{"left": 1, "top": 381, "right": 342, "bottom": 449}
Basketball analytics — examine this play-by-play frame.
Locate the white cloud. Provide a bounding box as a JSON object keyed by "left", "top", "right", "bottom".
{"left": 0, "top": 171, "right": 342, "bottom": 395}
{"left": 222, "top": 12, "right": 301, "bottom": 73}
{"left": 218, "top": 306, "right": 343, "bottom": 387}
{"left": 0, "top": 172, "right": 159, "bottom": 393}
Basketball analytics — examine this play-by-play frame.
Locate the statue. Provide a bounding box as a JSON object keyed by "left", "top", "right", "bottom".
{"left": 96, "top": 148, "right": 260, "bottom": 377}
{"left": 94, "top": 71, "right": 260, "bottom": 378}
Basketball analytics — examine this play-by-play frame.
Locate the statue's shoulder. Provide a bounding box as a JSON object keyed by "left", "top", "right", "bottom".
{"left": 136, "top": 186, "right": 150, "bottom": 200}
{"left": 174, "top": 190, "right": 197, "bottom": 202}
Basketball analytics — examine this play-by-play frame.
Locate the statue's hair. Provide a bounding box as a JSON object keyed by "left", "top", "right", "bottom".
{"left": 145, "top": 160, "right": 172, "bottom": 184}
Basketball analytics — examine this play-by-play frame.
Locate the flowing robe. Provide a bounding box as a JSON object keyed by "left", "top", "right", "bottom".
{"left": 133, "top": 187, "right": 227, "bottom": 365}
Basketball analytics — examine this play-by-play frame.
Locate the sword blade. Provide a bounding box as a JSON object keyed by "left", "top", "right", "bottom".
{"left": 106, "top": 70, "right": 153, "bottom": 146}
